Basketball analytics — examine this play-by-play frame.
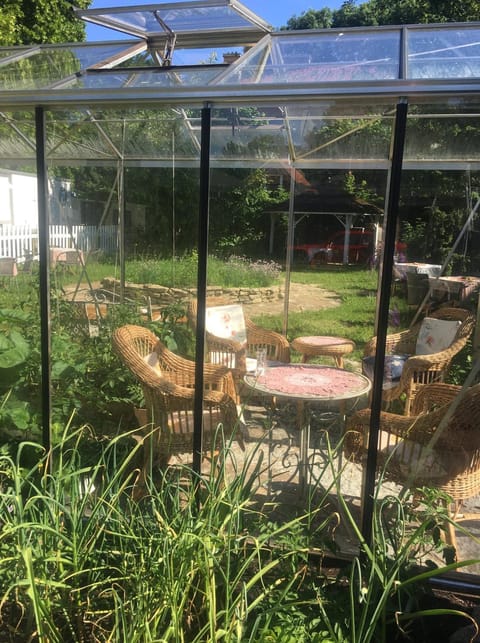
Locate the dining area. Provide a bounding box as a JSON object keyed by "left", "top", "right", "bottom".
{"left": 104, "top": 257, "right": 480, "bottom": 570}
{"left": 394, "top": 260, "right": 480, "bottom": 309}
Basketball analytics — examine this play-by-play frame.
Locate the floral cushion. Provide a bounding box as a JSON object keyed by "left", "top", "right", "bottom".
{"left": 205, "top": 304, "right": 247, "bottom": 345}
{"left": 415, "top": 317, "right": 461, "bottom": 355}
{"left": 362, "top": 354, "right": 409, "bottom": 390}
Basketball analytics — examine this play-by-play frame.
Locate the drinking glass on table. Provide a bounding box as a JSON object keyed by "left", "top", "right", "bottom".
{"left": 255, "top": 348, "right": 267, "bottom": 376}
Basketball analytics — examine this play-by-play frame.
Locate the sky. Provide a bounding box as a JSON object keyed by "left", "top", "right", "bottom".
{"left": 84, "top": 0, "right": 344, "bottom": 41}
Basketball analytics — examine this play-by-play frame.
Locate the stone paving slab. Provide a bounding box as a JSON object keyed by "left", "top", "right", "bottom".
{"left": 168, "top": 401, "right": 480, "bottom": 570}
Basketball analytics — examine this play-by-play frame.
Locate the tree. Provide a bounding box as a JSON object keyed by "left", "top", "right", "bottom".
{"left": 0, "top": 0, "right": 92, "bottom": 46}
{"left": 283, "top": 8, "right": 333, "bottom": 30}
{"left": 283, "top": 0, "right": 480, "bottom": 30}
{"left": 363, "top": 0, "right": 480, "bottom": 26}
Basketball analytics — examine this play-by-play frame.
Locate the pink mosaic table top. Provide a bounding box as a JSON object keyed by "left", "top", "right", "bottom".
{"left": 245, "top": 364, "right": 371, "bottom": 401}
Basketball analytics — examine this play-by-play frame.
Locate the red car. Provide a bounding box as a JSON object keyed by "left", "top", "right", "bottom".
{"left": 295, "top": 228, "right": 374, "bottom": 266}
{"left": 295, "top": 229, "right": 406, "bottom": 266}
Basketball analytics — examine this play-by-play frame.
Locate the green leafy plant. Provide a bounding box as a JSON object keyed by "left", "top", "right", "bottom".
{"left": 0, "top": 325, "right": 30, "bottom": 391}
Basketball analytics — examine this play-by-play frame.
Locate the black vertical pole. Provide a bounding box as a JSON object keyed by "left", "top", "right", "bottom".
{"left": 361, "top": 100, "right": 408, "bottom": 545}
{"left": 118, "top": 161, "right": 125, "bottom": 302}
{"left": 192, "top": 104, "right": 211, "bottom": 478}
{"left": 35, "top": 106, "right": 52, "bottom": 453}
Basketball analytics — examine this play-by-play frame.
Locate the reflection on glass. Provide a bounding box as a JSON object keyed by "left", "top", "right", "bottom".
{"left": 0, "top": 46, "right": 32, "bottom": 60}
{"left": 283, "top": 102, "right": 395, "bottom": 161}
{"left": 45, "top": 107, "right": 202, "bottom": 162}
{"left": 0, "top": 110, "right": 36, "bottom": 161}
{"left": 0, "top": 43, "right": 140, "bottom": 90}
{"left": 221, "top": 30, "right": 401, "bottom": 85}
{"left": 76, "top": 66, "right": 223, "bottom": 90}
{"left": 86, "top": 6, "right": 257, "bottom": 36}
{"left": 408, "top": 26, "right": 480, "bottom": 78}
{"left": 405, "top": 100, "right": 480, "bottom": 161}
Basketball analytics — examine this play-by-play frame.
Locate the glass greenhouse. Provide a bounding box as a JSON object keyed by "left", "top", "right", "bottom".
{"left": 1, "top": 0, "right": 480, "bottom": 590}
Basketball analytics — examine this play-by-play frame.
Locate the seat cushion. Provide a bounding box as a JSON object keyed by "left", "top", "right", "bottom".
{"left": 362, "top": 354, "right": 409, "bottom": 390}
{"left": 415, "top": 317, "right": 461, "bottom": 355}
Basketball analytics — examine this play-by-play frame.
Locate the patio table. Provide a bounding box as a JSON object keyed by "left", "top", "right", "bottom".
{"left": 50, "top": 247, "right": 84, "bottom": 267}
{"left": 428, "top": 275, "right": 480, "bottom": 305}
{"left": 393, "top": 261, "right": 442, "bottom": 279}
{"left": 291, "top": 335, "right": 356, "bottom": 368}
{"left": 244, "top": 364, "right": 371, "bottom": 497}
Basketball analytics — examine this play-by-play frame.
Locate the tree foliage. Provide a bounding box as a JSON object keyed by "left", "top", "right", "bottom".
{"left": 0, "top": 0, "right": 91, "bottom": 46}
{"left": 209, "top": 169, "right": 288, "bottom": 257}
{"left": 284, "top": 0, "right": 480, "bottom": 30}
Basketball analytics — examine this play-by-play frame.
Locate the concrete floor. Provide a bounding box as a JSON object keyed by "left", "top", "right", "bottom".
{"left": 171, "top": 399, "right": 480, "bottom": 574}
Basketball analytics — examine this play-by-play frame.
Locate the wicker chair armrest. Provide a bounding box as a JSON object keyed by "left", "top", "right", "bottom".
{"left": 205, "top": 331, "right": 244, "bottom": 353}
{"left": 411, "top": 383, "right": 461, "bottom": 414}
{"left": 346, "top": 408, "right": 426, "bottom": 441}
{"left": 400, "top": 354, "right": 445, "bottom": 378}
{"left": 203, "top": 367, "right": 237, "bottom": 400}
{"left": 164, "top": 356, "right": 238, "bottom": 396}
{"left": 345, "top": 406, "right": 443, "bottom": 452}
{"left": 204, "top": 332, "right": 247, "bottom": 373}
{"left": 143, "top": 368, "right": 235, "bottom": 407}
{"left": 400, "top": 336, "right": 467, "bottom": 380}
{"left": 245, "top": 318, "right": 290, "bottom": 362}
{"left": 364, "top": 329, "right": 416, "bottom": 357}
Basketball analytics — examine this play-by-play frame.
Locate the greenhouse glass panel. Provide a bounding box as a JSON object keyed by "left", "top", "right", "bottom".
{"left": 285, "top": 102, "right": 395, "bottom": 164}
{"left": 46, "top": 105, "right": 202, "bottom": 459}
{"left": 0, "top": 43, "right": 143, "bottom": 90}
{"left": 209, "top": 106, "right": 289, "bottom": 163}
{"left": 0, "top": 111, "right": 36, "bottom": 162}
{"left": 220, "top": 30, "right": 401, "bottom": 85}
{"left": 77, "top": 2, "right": 268, "bottom": 42}
{"left": 404, "top": 99, "right": 480, "bottom": 163}
{"left": 45, "top": 108, "right": 202, "bottom": 164}
{"left": 1, "top": 10, "right": 480, "bottom": 593}
{"left": 407, "top": 26, "right": 480, "bottom": 79}
{"left": 76, "top": 66, "right": 224, "bottom": 90}
{"left": 388, "top": 164, "right": 480, "bottom": 567}
{"left": 0, "top": 113, "right": 40, "bottom": 444}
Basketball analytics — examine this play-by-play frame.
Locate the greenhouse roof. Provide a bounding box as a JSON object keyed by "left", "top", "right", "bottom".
{"left": 0, "top": 8, "right": 479, "bottom": 107}
{"left": 0, "top": 4, "right": 480, "bottom": 170}
{"left": 75, "top": 0, "right": 272, "bottom": 50}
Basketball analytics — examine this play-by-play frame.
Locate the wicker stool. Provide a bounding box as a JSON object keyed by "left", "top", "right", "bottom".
{"left": 291, "top": 335, "right": 355, "bottom": 368}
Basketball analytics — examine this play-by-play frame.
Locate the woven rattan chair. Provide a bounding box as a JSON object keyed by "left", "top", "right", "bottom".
{"left": 187, "top": 299, "right": 290, "bottom": 384}
{"left": 345, "top": 382, "right": 480, "bottom": 551}
{"left": 363, "top": 307, "right": 476, "bottom": 414}
{"left": 112, "top": 325, "right": 242, "bottom": 484}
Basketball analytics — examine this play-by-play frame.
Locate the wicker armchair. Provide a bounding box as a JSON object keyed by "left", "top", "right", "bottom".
{"left": 187, "top": 299, "right": 290, "bottom": 384}
{"left": 112, "top": 325, "right": 242, "bottom": 477}
{"left": 345, "top": 382, "right": 480, "bottom": 550}
{"left": 364, "top": 307, "right": 476, "bottom": 414}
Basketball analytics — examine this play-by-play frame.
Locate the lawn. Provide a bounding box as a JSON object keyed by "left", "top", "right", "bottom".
{"left": 252, "top": 266, "right": 411, "bottom": 363}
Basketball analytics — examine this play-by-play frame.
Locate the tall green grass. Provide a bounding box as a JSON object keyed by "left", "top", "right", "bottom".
{"left": 0, "top": 424, "right": 476, "bottom": 641}
{"left": 0, "top": 425, "right": 326, "bottom": 641}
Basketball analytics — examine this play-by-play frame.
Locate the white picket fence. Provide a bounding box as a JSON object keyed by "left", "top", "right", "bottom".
{"left": 0, "top": 224, "right": 118, "bottom": 259}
